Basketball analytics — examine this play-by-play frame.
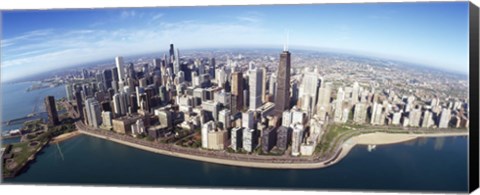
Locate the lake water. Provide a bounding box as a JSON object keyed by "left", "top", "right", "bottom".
{"left": 1, "top": 82, "right": 66, "bottom": 132}
{"left": 3, "top": 135, "right": 468, "bottom": 192}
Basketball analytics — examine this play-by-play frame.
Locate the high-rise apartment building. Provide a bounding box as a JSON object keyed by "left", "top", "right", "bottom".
{"left": 44, "top": 96, "right": 59, "bottom": 126}
{"left": 85, "top": 98, "right": 101, "bottom": 128}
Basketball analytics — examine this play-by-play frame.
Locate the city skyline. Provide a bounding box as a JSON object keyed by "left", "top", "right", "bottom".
{"left": 1, "top": 2, "right": 470, "bottom": 82}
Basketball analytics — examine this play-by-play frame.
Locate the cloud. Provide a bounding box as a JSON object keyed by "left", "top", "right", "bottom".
{"left": 1, "top": 14, "right": 272, "bottom": 82}
{"left": 237, "top": 16, "right": 260, "bottom": 23}
{"left": 152, "top": 13, "right": 164, "bottom": 21}
{"left": 2, "top": 29, "right": 54, "bottom": 48}
{"left": 236, "top": 11, "right": 263, "bottom": 23}
{"left": 120, "top": 10, "right": 136, "bottom": 19}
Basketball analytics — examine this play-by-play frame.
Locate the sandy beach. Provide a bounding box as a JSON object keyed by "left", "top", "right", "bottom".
{"left": 79, "top": 130, "right": 468, "bottom": 169}
{"left": 50, "top": 131, "right": 80, "bottom": 144}
{"left": 332, "top": 131, "right": 469, "bottom": 167}
{"left": 349, "top": 131, "right": 469, "bottom": 145}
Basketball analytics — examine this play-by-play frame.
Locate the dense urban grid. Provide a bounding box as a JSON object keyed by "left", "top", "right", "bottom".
{"left": 48, "top": 43, "right": 469, "bottom": 157}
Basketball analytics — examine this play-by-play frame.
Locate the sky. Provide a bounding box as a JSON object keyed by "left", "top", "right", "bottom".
{"left": 1, "top": 2, "right": 470, "bottom": 82}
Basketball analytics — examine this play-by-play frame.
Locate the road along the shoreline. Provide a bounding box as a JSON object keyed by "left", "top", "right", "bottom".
{"left": 78, "top": 130, "right": 468, "bottom": 169}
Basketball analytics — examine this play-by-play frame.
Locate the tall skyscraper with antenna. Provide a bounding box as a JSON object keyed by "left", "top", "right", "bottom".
{"left": 169, "top": 43, "right": 175, "bottom": 63}
{"left": 274, "top": 33, "right": 291, "bottom": 115}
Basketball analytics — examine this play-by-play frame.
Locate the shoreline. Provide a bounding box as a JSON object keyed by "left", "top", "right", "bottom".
{"left": 78, "top": 130, "right": 468, "bottom": 169}
{"left": 50, "top": 131, "right": 80, "bottom": 144}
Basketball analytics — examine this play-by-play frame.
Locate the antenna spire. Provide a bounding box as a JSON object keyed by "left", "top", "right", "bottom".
{"left": 283, "top": 30, "right": 289, "bottom": 52}
{"left": 286, "top": 30, "right": 289, "bottom": 51}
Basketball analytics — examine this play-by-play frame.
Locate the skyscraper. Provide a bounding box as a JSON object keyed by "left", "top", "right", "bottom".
{"left": 201, "top": 120, "right": 216, "bottom": 148}
{"left": 174, "top": 48, "right": 180, "bottom": 75}
{"left": 74, "top": 91, "right": 84, "bottom": 120}
{"left": 65, "top": 84, "right": 73, "bottom": 101}
{"left": 291, "top": 123, "right": 304, "bottom": 156}
{"left": 261, "top": 65, "right": 268, "bottom": 103}
{"left": 153, "top": 58, "right": 162, "bottom": 70}
{"left": 169, "top": 43, "right": 175, "bottom": 63}
{"left": 269, "top": 73, "right": 277, "bottom": 93}
{"left": 334, "top": 87, "right": 345, "bottom": 123}
{"left": 315, "top": 82, "right": 332, "bottom": 121}
{"left": 242, "top": 111, "right": 254, "bottom": 129}
{"left": 299, "top": 68, "right": 321, "bottom": 116}
{"left": 85, "top": 98, "right": 101, "bottom": 128}
{"left": 103, "top": 69, "right": 113, "bottom": 90}
{"left": 115, "top": 56, "right": 125, "bottom": 82}
{"left": 248, "top": 62, "right": 263, "bottom": 110}
{"left": 274, "top": 47, "right": 291, "bottom": 115}
{"left": 44, "top": 96, "right": 59, "bottom": 126}
{"left": 438, "top": 108, "right": 451, "bottom": 128}
{"left": 353, "top": 102, "right": 367, "bottom": 124}
{"left": 231, "top": 71, "right": 244, "bottom": 111}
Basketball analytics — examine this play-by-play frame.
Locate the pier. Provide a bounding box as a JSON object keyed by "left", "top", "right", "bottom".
{"left": 1, "top": 112, "right": 45, "bottom": 126}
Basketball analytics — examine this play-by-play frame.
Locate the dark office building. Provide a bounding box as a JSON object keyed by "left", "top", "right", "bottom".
{"left": 127, "top": 63, "right": 136, "bottom": 79}
{"left": 276, "top": 126, "right": 292, "bottom": 151}
{"left": 111, "top": 67, "right": 119, "bottom": 82}
{"left": 274, "top": 48, "right": 291, "bottom": 115}
{"left": 44, "top": 96, "right": 59, "bottom": 126}
{"left": 261, "top": 126, "right": 278, "bottom": 153}
{"left": 153, "top": 58, "right": 162, "bottom": 70}
{"left": 101, "top": 101, "right": 111, "bottom": 112}
{"left": 180, "top": 63, "right": 192, "bottom": 82}
{"left": 169, "top": 43, "right": 175, "bottom": 62}
{"left": 145, "top": 87, "right": 155, "bottom": 109}
{"left": 103, "top": 69, "right": 113, "bottom": 89}
{"left": 129, "top": 94, "right": 138, "bottom": 113}
{"left": 231, "top": 72, "right": 244, "bottom": 111}
{"left": 75, "top": 91, "right": 84, "bottom": 120}
{"left": 139, "top": 94, "right": 150, "bottom": 112}
{"left": 209, "top": 58, "right": 216, "bottom": 79}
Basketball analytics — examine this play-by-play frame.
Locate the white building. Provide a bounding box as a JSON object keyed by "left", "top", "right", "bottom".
{"left": 85, "top": 98, "right": 101, "bottom": 128}
{"left": 248, "top": 62, "right": 263, "bottom": 110}
{"left": 101, "top": 111, "right": 113, "bottom": 129}
{"left": 242, "top": 128, "right": 257, "bottom": 152}
{"left": 333, "top": 87, "right": 345, "bottom": 123}
{"left": 201, "top": 120, "right": 216, "bottom": 148}
{"left": 351, "top": 82, "right": 360, "bottom": 104}
{"left": 230, "top": 127, "right": 243, "bottom": 151}
{"left": 316, "top": 82, "right": 332, "bottom": 121}
{"left": 282, "top": 110, "right": 292, "bottom": 127}
{"left": 131, "top": 119, "right": 145, "bottom": 136}
{"left": 422, "top": 110, "right": 434, "bottom": 128}
{"left": 291, "top": 107, "right": 305, "bottom": 125}
{"left": 115, "top": 56, "right": 125, "bottom": 82}
{"left": 218, "top": 109, "right": 231, "bottom": 129}
{"left": 242, "top": 111, "right": 254, "bottom": 129}
{"left": 409, "top": 108, "right": 422, "bottom": 127}
{"left": 438, "top": 108, "right": 451, "bottom": 128}
{"left": 291, "top": 123, "right": 304, "bottom": 156}
{"left": 353, "top": 102, "right": 367, "bottom": 124}
{"left": 392, "top": 111, "right": 402, "bottom": 125}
